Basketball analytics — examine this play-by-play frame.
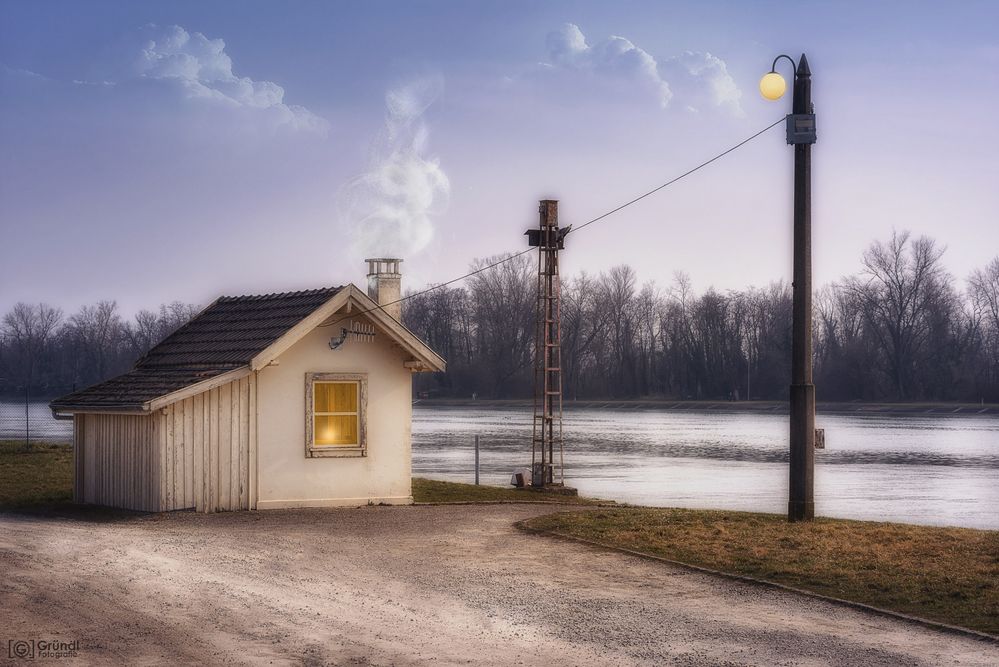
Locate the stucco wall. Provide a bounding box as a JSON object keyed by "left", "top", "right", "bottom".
{"left": 255, "top": 317, "right": 413, "bottom": 508}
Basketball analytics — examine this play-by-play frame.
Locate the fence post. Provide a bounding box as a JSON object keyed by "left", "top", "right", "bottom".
{"left": 474, "top": 435, "right": 479, "bottom": 485}
{"left": 24, "top": 384, "right": 30, "bottom": 451}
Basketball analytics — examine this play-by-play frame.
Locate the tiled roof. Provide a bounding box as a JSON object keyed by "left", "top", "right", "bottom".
{"left": 49, "top": 367, "right": 235, "bottom": 411}
{"left": 51, "top": 287, "right": 342, "bottom": 412}
{"left": 138, "top": 287, "right": 342, "bottom": 368}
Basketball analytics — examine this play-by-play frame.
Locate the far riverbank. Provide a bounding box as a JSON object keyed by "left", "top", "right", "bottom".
{"left": 414, "top": 398, "right": 999, "bottom": 416}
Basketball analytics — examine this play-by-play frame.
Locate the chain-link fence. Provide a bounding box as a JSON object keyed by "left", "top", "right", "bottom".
{"left": 0, "top": 391, "right": 73, "bottom": 445}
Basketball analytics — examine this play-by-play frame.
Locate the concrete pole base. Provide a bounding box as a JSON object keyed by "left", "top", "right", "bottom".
{"left": 787, "top": 500, "right": 815, "bottom": 522}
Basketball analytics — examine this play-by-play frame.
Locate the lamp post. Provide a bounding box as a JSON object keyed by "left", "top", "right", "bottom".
{"left": 761, "top": 54, "right": 816, "bottom": 522}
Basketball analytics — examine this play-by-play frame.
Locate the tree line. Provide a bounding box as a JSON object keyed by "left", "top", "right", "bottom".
{"left": 403, "top": 231, "right": 999, "bottom": 403}
{"left": 0, "top": 301, "right": 199, "bottom": 397}
{"left": 2, "top": 230, "right": 997, "bottom": 403}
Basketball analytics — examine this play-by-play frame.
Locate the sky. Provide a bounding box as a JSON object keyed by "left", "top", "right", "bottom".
{"left": 2, "top": 0, "right": 997, "bottom": 317}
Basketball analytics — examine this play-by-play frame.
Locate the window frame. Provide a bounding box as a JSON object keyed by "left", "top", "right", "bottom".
{"left": 305, "top": 372, "right": 368, "bottom": 458}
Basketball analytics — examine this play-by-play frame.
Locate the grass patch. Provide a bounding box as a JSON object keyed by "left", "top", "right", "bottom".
{"left": 0, "top": 440, "right": 73, "bottom": 509}
{"left": 412, "top": 477, "right": 600, "bottom": 505}
{"left": 522, "top": 507, "right": 999, "bottom": 635}
{"left": 0, "top": 445, "right": 597, "bottom": 509}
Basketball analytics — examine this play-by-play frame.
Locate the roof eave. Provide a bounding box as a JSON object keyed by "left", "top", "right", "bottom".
{"left": 145, "top": 366, "right": 252, "bottom": 411}
{"left": 50, "top": 405, "right": 149, "bottom": 418}
{"left": 403, "top": 360, "right": 446, "bottom": 373}
{"left": 346, "top": 286, "right": 447, "bottom": 372}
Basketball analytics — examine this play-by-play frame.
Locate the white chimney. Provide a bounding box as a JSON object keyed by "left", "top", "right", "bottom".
{"left": 365, "top": 258, "right": 403, "bottom": 321}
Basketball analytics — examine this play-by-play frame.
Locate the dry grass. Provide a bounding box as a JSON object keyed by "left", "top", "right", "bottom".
{"left": 412, "top": 477, "right": 601, "bottom": 504}
{"left": 523, "top": 507, "right": 999, "bottom": 635}
{"left": 0, "top": 440, "right": 73, "bottom": 508}
{"left": 0, "top": 446, "right": 595, "bottom": 509}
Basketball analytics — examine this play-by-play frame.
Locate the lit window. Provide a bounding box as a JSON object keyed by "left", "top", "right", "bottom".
{"left": 314, "top": 382, "right": 358, "bottom": 446}
{"left": 306, "top": 373, "right": 366, "bottom": 457}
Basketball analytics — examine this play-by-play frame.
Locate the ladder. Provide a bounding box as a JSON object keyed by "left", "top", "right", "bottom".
{"left": 530, "top": 200, "right": 564, "bottom": 487}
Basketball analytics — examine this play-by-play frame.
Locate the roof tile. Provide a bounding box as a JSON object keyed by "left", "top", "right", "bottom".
{"left": 51, "top": 286, "right": 342, "bottom": 411}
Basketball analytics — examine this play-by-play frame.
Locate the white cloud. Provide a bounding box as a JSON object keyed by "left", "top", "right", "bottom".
{"left": 339, "top": 76, "right": 450, "bottom": 258}
{"left": 1, "top": 65, "right": 46, "bottom": 82}
{"left": 662, "top": 50, "right": 743, "bottom": 116}
{"left": 92, "top": 24, "right": 327, "bottom": 134}
{"left": 545, "top": 23, "right": 672, "bottom": 108}
{"left": 542, "top": 23, "right": 742, "bottom": 115}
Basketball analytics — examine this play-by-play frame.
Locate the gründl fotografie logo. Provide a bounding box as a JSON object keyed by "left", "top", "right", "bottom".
{"left": 7, "top": 638, "right": 80, "bottom": 660}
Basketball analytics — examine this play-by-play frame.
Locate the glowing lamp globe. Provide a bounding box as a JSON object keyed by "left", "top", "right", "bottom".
{"left": 759, "top": 72, "right": 786, "bottom": 100}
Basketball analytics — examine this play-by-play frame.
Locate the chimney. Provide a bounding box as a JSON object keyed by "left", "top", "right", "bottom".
{"left": 365, "top": 258, "right": 403, "bottom": 321}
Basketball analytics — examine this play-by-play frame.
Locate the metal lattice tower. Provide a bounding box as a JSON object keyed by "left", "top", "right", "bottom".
{"left": 527, "top": 199, "right": 567, "bottom": 487}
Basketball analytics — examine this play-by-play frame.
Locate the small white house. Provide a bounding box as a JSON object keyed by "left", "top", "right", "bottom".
{"left": 50, "top": 259, "right": 445, "bottom": 512}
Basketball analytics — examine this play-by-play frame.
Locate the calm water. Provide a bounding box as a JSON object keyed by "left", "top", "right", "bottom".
{"left": 413, "top": 406, "right": 999, "bottom": 530}
{"left": 0, "top": 400, "right": 71, "bottom": 440}
{"left": 7, "top": 400, "right": 997, "bottom": 529}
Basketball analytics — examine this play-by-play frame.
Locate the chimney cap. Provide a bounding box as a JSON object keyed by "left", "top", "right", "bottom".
{"left": 365, "top": 258, "right": 403, "bottom": 275}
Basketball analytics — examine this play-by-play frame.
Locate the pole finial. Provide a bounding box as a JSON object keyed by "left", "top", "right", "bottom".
{"left": 797, "top": 53, "right": 811, "bottom": 77}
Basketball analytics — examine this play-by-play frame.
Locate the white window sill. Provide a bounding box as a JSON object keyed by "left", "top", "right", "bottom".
{"left": 307, "top": 446, "right": 366, "bottom": 458}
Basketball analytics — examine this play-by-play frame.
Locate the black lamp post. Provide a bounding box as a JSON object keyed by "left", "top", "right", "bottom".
{"left": 761, "top": 54, "right": 816, "bottom": 522}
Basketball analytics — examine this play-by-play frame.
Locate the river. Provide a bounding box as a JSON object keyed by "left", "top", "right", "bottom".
{"left": 412, "top": 405, "right": 999, "bottom": 530}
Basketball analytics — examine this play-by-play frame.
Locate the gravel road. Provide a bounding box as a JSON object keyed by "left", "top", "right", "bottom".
{"left": 1, "top": 504, "right": 995, "bottom": 666}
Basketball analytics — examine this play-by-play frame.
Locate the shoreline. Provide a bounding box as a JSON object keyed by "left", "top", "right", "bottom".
{"left": 414, "top": 398, "right": 999, "bottom": 416}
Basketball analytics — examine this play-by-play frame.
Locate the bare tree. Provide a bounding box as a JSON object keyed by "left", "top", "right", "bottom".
{"left": 846, "top": 231, "right": 949, "bottom": 399}
{"left": 159, "top": 302, "right": 201, "bottom": 335}
{"left": 125, "top": 309, "right": 162, "bottom": 358}
{"left": 561, "top": 272, "right": 611, "bottom": 400}
{"left": 968, "top": 257, "right": 999, "bottom": 400}
{"left": 66, "top": 301, "right": 124, "bottom": 381}
{"left": 467, "top": 253, "right": 535, "bottom": 397}
{"left": 602, "top": 265, "right": 638, "bottom": 396}
{"left": 969, "top": 257, "right": 999, "bottom": 339}
{"left": 1, "top": 303, "right": 63, "bottom": 388}
{"left": 124, "top": 301, "right": 201, "bottom": 359}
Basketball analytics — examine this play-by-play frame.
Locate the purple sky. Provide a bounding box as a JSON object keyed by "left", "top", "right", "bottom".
{"left": 2, "top": 1, "right": 997, "bottom": 316}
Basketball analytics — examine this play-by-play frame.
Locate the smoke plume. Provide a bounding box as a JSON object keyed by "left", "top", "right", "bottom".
{"left": 341, "top": 76, "right": 450, "bottom": 258}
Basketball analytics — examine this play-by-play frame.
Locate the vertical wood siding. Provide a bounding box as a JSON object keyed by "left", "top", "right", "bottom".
{"left": 74, "top": 413, "right": 158, "bottom": 511}
{"left": 157, "top": 374, "right": 254, "bottom": 512}
{"left": 73, "top": 415, "right": 83, "bottom": 504}
{"left": 73, "top": 373, "right": 256, "bottom": 513}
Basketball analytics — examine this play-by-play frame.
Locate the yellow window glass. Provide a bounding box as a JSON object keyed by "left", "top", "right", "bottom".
{"left": 314, "top": 382, "right": 357, "bottom": 414}
{"left": 313, "top": 381, "right": 359, "bottom": 447}
{"left": 314, "top": 414, "right": 359, "bottom": 446}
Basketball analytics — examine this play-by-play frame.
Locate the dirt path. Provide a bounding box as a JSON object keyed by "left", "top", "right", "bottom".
{"left": 1, "top": 504, "right": 995, "bottom": 666}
